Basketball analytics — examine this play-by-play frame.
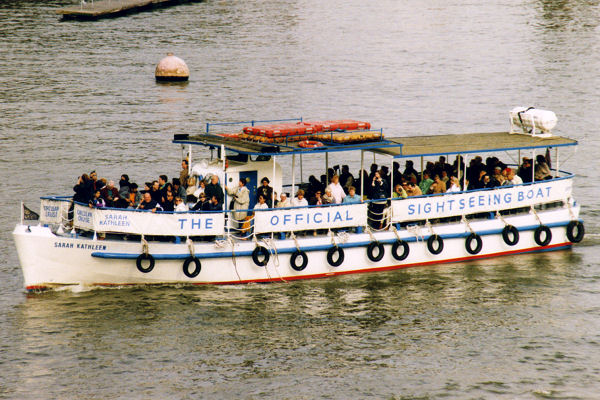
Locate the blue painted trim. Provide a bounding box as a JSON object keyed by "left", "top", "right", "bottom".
{"left": 90, "top": 220, "right": 574, "bottom": 260}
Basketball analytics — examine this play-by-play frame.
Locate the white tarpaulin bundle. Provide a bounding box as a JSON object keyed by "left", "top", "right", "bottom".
{"left": 74, "top": 205, "right": 225, "bottom": 236}
{"left": 253, "top": 203, "right": 368, "bottom": 234}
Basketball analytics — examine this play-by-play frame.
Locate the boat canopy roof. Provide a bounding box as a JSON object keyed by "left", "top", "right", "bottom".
{"left": 173, "top": 131, "right": 577, "bottom": 158}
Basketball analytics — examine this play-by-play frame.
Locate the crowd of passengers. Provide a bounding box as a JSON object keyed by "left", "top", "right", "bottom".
{"left": 73, "top": 154, "right": 554, "bottom": 213}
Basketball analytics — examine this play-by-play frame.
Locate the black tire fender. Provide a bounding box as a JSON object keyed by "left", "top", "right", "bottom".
{"left": 326, "top": 246, "right": 344, "bottom": 267}
{"left": 252, "top": 246, "right": 270, "bottom": 267}
{"left": 465, "top": 233, "right": 483, "bottom": 255}
{"left": 290, "top": 250, "right": 308, "bottom": 271}
{"left": 183, "top": 256, "right": 201, "bottom": 278}
{"left": 136, "top": 253, "right": 155, "bottom": 273}
{"left": 566, "top": 221, "right": 584, "bottom": 243}
{"left": 502, "top": 225, "right": 519, "bottom": 246}
{"left": 366, "top": 242, "right": 385, "bottom": 262}
{"left": 427, "top": 234, "right": 444, "bottom": 255}
{"left": 534, "top": 225, "right": 552, "bottom": 246}
{"left": 391, "top": 240, "right": 409, "bottom": 261}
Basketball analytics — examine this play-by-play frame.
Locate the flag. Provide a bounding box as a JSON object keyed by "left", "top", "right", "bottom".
{"left": 23, "top": 204, "right": 39, "bottom": 221}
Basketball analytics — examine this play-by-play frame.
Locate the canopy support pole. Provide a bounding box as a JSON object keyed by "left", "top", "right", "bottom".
{"left": 531, "top": 149, "right": 536, "bottom": 182}
{"left": 292, "top": 154, "right": 296, "bottom": 198}
{"left": 360, "top": 150, "right": 364, "bottom": 202}
{"left": 463, "top": 154, "right": 467, "bottom": 190}
{"left": 188, "top": 144, "right": 192, "bottom": 174}
{"left": 272, "top": 156, "right": 277, "bottom": 207}
{"left": 555, "top": 147, "right": 559, "bottom": 178}
{"left": 300, "top": 154, "right": 303, "bottom": 183}
{"left": 390, "top": 157, "right": 394, "bottom": 198}
{"left": 420, "top": 156, "right": 424, "bottom": 182}
{"left": 326, "top": 152, "right": 329, "bottom": 186}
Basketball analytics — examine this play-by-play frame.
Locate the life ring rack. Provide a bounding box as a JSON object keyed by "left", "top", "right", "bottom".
{"left": 298, "top": 140, "right": 324, "bottom": 148}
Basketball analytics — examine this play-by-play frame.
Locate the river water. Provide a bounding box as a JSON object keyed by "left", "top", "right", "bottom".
{"left": 2, "top": 0, "right": 600, "bottom": 398}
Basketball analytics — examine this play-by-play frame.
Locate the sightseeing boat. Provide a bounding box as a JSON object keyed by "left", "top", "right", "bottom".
{"left": 13, "top": 108, "right": 585, "bottom": 291}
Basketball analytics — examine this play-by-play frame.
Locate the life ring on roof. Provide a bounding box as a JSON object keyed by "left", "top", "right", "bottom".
{"left": 298, "top": 140, "right": 324, "bottom": 148}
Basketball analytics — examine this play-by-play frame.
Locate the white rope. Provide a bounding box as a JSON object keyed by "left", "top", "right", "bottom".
{"left": 228, "top": 236, "right": 242, "bottom": 282}
{"left": 186, "top": 238, "right": 195, "bottom": 257}
{"left": 495, "top": 211, "right": 508, "bottom": 226}
{"left": 365, "top": 226, "right": 376, "bottom": 242}
{"left": 461, "top": 215, "right": 474, "bottom": 234}
{"left": 141, "top": 236, "right": 149, "bottom": 255}
{"left": 214, "top": 239, "right": 228, "bottom": 248}
{"left": 329, "top": 230, "right": 337, "bottom": 246}
{"left": 290, "top": 231, "right": 300, "bottom": 251}
{"left": 425, "top": 220, "right": 435, "bottom": 236}
{"left": 391, "top": 225, "right": 402, "bottom": 241}
{"left": 406, "top": 224, "right": 423, "bottom": 241}
{"left": 336, "top": 231, "right": 350, "bottom": 244}
{"left": 530, "top": 206, "right": 543, "bottom": 225}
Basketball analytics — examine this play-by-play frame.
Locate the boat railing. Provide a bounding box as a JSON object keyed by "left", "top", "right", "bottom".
{"left": 36, "top": 174, "right": 574, "bottom": 238}
{"left": 206, "top": 118, "right": 302, "bottom": 134}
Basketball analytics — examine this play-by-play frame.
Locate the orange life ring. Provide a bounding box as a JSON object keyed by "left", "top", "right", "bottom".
{"left": 298, "top": 140, "right": 324, "bottom": 148}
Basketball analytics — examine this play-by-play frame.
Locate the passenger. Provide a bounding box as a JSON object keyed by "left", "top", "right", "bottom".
{"left": 393, "top": 183, "right": 408, "bottom": 199}
{"left": 205, "top": 175, "right": 224, "bottom": 206}
{"left": 101, "top": 180, "right": 122, "bottom": 207}
{"left": 180, "top": 159, "right": 189, "bottom": 189}
{"left": 342, "top": 186, "right": 361, "bottom": 204}
{"left": 291, "top": 189, "right": 308, "bottom": 207}
{"left": 310, "top": 190, "right": 323, "bottom": 206}
{"left": 150, "top": 180, "right": 162, "bottom": 203}
{"left": 172, "top": 178, "right": 187, "bottom": 203}
{"left": 324, "top": 188, "right": 336, "bottom": 204}
{"left": 137, "top": 192, "right": 161, "bottom": 212}
{"left": 306, "top": 175, "right": 323, "bottom": 200}
{"left": 452, "top": 155, "right": 464, "bottom": 178}
{"left": 193, "top": 179, "right": 206, "bottom": 198}
{"left": 418, "top": 171, "right": 433, "bottom": 194}
{"left": 326, "top": 175, "right": 346, "bottom": 204}
{"left": 226, "top": 178, "right": 250, "bottom": 224}
{"left": 191, "top": 193, "right": 209, "bottom": 211}
{"left": 535, "top": 154, "right": 552, "bottom": 180}
{"left": 277, "top": 192, "right": 291, "bottom": 208}
{"left": 518, "top": 158, "right": 533, "bottom": 183}
{"left": 368, "top": 163, "right": 379, "bottom": 182}
{"left": 256, "top": 177, "right": 273, "bottom": 208}
{"left": 380, "top": 166, "right": 390, "bottom": 184}
{"left": 73, "top": 173, "right": 93, "bottom": 205}
{"left": 186, "top": 176, "right": 197, "bottom": 198}
{"left": 446, "top": 176, "right": 462, "bottom": 193}
{"left": 128, "top": 183, "right": 142, "bottom": 208}
{"left": 403, "top": 160, "right": 419, "bottom": 184}
{"left": 405, "top": 182, "right": 422, "bottom": 197}
{"left": 483, "top": 174, "right": 500, "bottom": 188}
{"left": 174, "top": 196, "right": 188, "bottom": 212}
{"left": 368, "top": 170, "right": 388, "bottom": 229}
{"left": 208, "top": 195, "right": 223, "bottom": 211}
{"left": 440, "top": 170, "right": 449, "bottom": 184}
{"left": 492, "top": 166, "right": 505, "bottom": 186}
{"left": 504, "top": 168, "right": 523, "bottom": 186}
{"left": 89, "top": 189, "right": 106, "bottom": 208}
{"left": 162, "top": 191, "right": 175, "bottom": 212}
{"left": 118, "top": 174, "right": 130, "bottom": 199}
{"left": 90, "top": 170, "right": 101, "bottom": 191}
{"left": 429, "top": 174, "right": 446, "bottom": 194}
{"left": 392, "top": 162, "right": 402, "bottom": 188}
{"left": 340, "top": 165, "right": 354, "bottom": 193}
{"left": 186, "top": 194, "right": 197, "bottom": 209}
{"left": 254, "top": 195, "right": 269, "bottom": 210}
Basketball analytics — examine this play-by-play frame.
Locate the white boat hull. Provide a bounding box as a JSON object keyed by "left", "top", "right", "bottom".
{"left": 13, "top": 206, "right": 579, "bottom": 291}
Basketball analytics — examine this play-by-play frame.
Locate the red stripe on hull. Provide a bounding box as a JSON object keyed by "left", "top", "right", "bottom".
{"left": 26, "top": 242, "right": 572, "bottom": 291}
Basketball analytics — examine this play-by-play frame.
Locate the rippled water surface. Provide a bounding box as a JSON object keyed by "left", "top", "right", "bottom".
{"left": 1, "top": 0, "right": 600, "bottom": 398}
